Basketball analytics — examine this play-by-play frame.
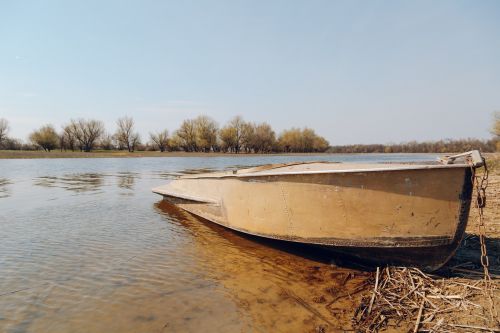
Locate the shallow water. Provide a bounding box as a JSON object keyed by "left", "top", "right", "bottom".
{"left": 0, "top": 154, "right": 438, "bottom": 332}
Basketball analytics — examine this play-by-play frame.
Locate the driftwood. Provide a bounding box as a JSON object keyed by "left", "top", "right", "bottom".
{"left": 352, "top": 267, "right": 499, "bottom": 332}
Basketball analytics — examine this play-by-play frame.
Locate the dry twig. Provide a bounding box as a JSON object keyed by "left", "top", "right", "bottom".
{"left": 352, "top": 266, "right": 498, "bottom": 332}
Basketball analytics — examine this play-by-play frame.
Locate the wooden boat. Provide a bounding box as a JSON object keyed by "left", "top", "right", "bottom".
{"left": 153, "top": 151, "right": 485, "bottom": 271}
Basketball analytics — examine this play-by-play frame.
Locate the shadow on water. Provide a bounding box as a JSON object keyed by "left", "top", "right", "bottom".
{"left": 153, "top": 200, "right": 369, "bottom": 276}
{"left": 153, "top": 200, "right": 383, "bottom": 331}
{"left": 154, "top": 199, "right": 369, "bottom": 270}
{"left": 153, "top": 199, "right": 499, "bottom": 330}
{"left": 154, "top": 199, "right": 500, "bottom": 279}
{"left": 154, "top": 199, "right": 372, "bottom": 331}
{"left": 438, "top": 234, "right": 500, "bottom": 279}
{"left": 230, "top": 229, "right": 500, "bottom": 280}
{"left": 0, "top": 177, "right": 11, "bottom": 198}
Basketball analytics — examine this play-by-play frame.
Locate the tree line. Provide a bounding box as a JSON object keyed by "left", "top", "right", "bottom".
{"left": 0, "top": 115, "right": 330, "bottom": 153}
{"left": 328, "top": 138, "right": 498, "bottom": 154}
{"left": 0, "top": 112, "right": 498, "bottom": 153}
{"left": 328, "top": 112, "right": 500, "bottom": 154}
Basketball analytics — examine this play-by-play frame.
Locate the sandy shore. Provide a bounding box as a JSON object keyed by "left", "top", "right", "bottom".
{"left": 466, "top": 152, "right": 499, "bottom": 239}
{"left": 439, "top": 156, "right": 499, "bottom": 330}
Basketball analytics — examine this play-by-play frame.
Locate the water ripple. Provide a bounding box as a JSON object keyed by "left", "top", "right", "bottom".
{"left": 0, "top": 155, "right": 437, "bottom": 332}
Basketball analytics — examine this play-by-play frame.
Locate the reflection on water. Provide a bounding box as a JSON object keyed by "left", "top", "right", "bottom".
{"left": 0, "top": 155, "right": 437, "bottom": 333}
{"left": 33, "top": 172, "right": 143, "bottom": 194}
{"left": 34, "top": 173, "right": 105, "bottom": 193}
{"left": 0, "top": 177, "right": 11, "bottom": 198}
{"left": 116, "top": 172, "right": 139, "bottom": 191}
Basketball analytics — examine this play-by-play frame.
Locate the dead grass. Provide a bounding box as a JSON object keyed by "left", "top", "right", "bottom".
{"left": 353, "top": 267, "right": 499, "bottom": 332}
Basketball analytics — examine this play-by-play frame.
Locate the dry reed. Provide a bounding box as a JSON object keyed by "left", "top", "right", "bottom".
{"left": 353, "top": 267, "right": 499, "bottom": 332}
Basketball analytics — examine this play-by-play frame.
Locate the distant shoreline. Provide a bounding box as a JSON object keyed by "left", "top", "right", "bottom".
{"left": 0, "top": 150, "right": 332, "bottom": 159}
{"left": 0, "top": 149, "right": 457, "bottom": 159}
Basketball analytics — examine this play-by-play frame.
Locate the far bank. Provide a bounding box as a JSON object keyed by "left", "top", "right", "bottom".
{"left": 0, "top": 150, "right": 346, "bottom": 159}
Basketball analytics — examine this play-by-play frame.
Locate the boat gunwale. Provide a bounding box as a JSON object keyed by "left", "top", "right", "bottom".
{"left": 179, "top": 163, "right": 470, "bottom": 180}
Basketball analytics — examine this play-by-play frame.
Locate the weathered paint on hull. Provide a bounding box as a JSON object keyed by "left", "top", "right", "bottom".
{"left": 153, "top": 165, "right": 473, "bottom": 270}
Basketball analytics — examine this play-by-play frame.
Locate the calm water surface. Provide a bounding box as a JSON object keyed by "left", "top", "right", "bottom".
{"left": 0, "top": 154, "right": 437, "bottom": 333}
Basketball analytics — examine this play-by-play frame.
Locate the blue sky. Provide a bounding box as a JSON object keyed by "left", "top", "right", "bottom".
{"left": 0, "top": 0, "right": 499, "bottom": 145}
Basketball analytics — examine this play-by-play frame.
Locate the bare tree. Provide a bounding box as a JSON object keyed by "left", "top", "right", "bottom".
{"left": 99, "top": 132, "right": 115, "bottom": 150}
{"left": 150, "top": 129, "right": 169, "bottom": 152}
{"left": 301, "top": 128, "right": 316, "bottom": 152}
{"left": 1, "top": 137, "right": 23, "bottom": 150}
{"left": 67, "top": 119, "right": 104, "bottom": 152}
{"left": 115, "top": 116, "right": 139, "bottom": 152}
{"left": 219, "top": 126, "right": 237, "bottom": 152}
{"left": 30, "top": 125, "right": 59, "bottom": 152}
{"left": 66, "top": 122, "right": 82, "bottom": 150}
{"left": 194, "top": 115, "right": 218, "bottom": 152}
{"left": 62, "top": 125, "right": 77, "bottom": 151}
{"left": 313, "top": 135, "right": 329, "bottom": 152}
{"left": 278, "top": 127, "right": 329, "bottom": 152}
{"left": 492, "top": 111, "right": 500, "bottom": 152}
{"left": 82, "top": 119, "right": 105, "bottom": 152}
{"left": 58, "top": 131, "right": 65, "bottom": 152}
{"left": 168, "top": 135, "right": 180, "bottom": 151}
{"left": 130, "top": 132, "right": 141, "bottom": 151}
{"left": 172, "top": 116, "right": 218, "bottom": 152}
{"left": 241, "top": 122, "right": 255, "bottom": 153}
{"left": 175, "top": 119, "right": 197, "bottom": 152}
{"left": 219, "top": 116, "right": 246, "bottom": 153}
{"left": 0, "top": 118, "right": 9, "bottom": 145}
{"left": 492, "top": 111, "right": 500, "bottom": 138}
{"left": 278, "top": 128, "right": 301, "bottom": 152}
{"left": 253, "top": 122, "right": 276, "bottom": 153}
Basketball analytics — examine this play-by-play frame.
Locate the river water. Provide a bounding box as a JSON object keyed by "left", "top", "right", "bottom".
{"left": 0, "top": 154, "right": 437, "bottom": 333}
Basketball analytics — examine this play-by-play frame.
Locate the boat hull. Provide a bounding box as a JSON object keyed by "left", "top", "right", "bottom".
{"left": 154, "top": 165, "right": 473, "bottom": 271}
